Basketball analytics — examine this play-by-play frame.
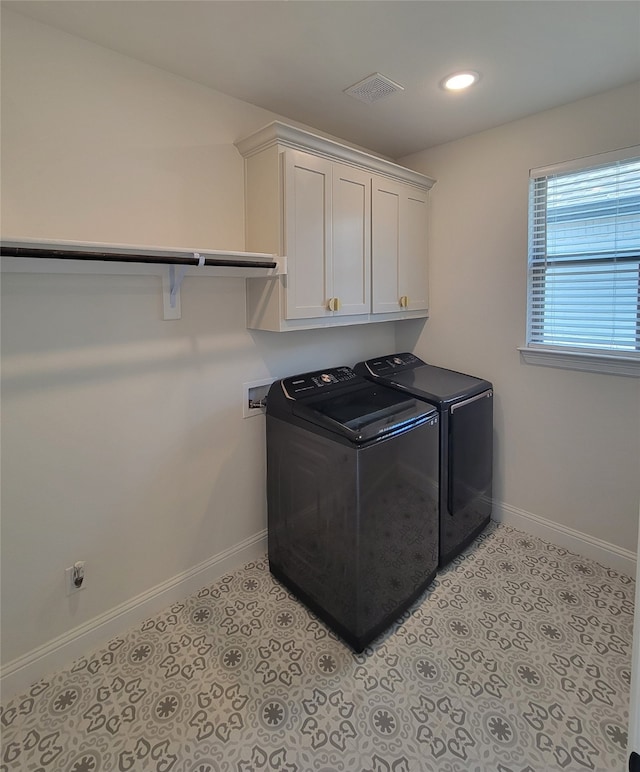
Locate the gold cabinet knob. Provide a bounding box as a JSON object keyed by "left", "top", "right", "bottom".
{"left": 327, "top": 297, "right": 341, "bottom": 312}
{"left": 399, "top": 295, "right": 409, "bottom": 308}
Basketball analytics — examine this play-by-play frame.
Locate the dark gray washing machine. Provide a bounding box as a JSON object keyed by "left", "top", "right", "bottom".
{"left": 266, "top": 365, "right": 439, "bottom": 652}
{"left": 354, "top": 353, "right": 493, "bottom": 568}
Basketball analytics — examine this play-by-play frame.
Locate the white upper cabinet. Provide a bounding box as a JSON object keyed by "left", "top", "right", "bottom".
{"left": 236, "top": 122, "right": 434, "bottom": 332}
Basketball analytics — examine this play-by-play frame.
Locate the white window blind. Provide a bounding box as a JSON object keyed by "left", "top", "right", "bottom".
{"left": 526, "top": 148, "right": 640, "bottom": 373}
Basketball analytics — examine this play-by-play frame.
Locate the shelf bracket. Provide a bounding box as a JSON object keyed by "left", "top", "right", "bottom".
{"left": 162, "top": 264, "right": 185, "bottom": 320}
{"left": 162, "top": 252, "right": 206, "bottom": 320}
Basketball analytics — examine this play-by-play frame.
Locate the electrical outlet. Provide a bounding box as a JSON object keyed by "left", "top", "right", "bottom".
{"left": 65, "top": 561, "right": 86, "bottom": 595}
{"left": 242, "top": 378, "right": 273, "bottom": 418}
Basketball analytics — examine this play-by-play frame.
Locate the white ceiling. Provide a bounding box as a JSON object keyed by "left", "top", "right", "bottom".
{"left": 6, "top": 0, "right": 640, "bottom": 158}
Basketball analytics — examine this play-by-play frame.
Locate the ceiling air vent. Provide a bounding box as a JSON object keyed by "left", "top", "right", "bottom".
{"left": 344, "top": 72, "right": 404, "bottom": 104}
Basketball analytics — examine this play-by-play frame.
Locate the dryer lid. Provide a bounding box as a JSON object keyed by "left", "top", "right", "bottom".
{"left": 384, "top": 365, "right": 490, "bottom": 404}
{"left": 359, "top": 354, "right": 491, "bottom": 404}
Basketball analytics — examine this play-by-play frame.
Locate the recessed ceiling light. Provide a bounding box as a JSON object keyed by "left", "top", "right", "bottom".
{"left": 441, "top": 71, "right": 481, "bottom": 91}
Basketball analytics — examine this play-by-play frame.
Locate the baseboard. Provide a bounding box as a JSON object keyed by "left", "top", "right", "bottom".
{"left": 3, "top": 510, "right": 635, "bottom": 702}
{"left": 0, "top": 530, "right": 268, "bottom": 702}
{"left": 492, "top": 501, "right": 636, "bottom": 577}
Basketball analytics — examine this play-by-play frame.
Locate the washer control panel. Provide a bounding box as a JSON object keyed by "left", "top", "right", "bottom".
{"left": 282, "top": 366, "right": 358, "bottom": 399}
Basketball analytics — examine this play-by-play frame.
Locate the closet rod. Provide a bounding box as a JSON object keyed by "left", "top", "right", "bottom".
{"left": 0, "top": 246, "right": 277, "bottom": 270}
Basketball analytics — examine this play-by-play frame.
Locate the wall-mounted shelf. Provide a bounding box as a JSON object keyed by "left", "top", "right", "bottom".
{"left": 0, "top": 237, "right": 286, "bottom": 320}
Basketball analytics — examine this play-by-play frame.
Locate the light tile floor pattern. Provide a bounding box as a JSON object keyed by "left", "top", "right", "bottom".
{"left": 0, "top": 524, "right": 635, "bottom": 772}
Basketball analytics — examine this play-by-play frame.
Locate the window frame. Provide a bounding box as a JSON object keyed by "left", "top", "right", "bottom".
{"left": 520, "top": 146, "right": 640, "bottom": 377}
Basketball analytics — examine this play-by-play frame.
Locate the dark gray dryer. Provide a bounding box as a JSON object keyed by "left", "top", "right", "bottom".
{"left": 354, "top": 353, "right": 493, "bottom": 568}
{"left": 266, "top": 365, "right": 439, "bottom": 652}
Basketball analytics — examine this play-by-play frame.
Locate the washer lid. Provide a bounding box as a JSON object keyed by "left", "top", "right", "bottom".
{"left": 293, "top": 383, "right": 437, "bottom": 443}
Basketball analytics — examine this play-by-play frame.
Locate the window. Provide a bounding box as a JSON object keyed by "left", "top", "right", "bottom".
{"left": 521, "top": 147, "right": 640, "bottom": 376}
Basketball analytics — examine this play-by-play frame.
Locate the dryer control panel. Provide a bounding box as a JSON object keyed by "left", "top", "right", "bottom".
{"left": 281, "top": 366, "right": 358, "bottom": 400}
{"left": 362, "top": 353, "right": 423, "bottom": 376}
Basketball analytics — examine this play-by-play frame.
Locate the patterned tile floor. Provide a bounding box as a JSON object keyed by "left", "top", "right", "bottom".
{"left": 0, "top": 524, "right": 635, "bottom": 772}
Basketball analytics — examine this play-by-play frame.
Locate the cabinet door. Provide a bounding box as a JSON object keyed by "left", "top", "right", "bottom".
{"left": 283, "top": 150, "right": 333, "bottom": 319}
{"left": 400, "top": 186, "right": 429, "bottom": 312}
{"left": 332, "top": 165, "right": 371, "bottom": 316}
{"left": 372, "top": 178, "right": 429, "bottom": 314}
{"left": 372, "top": 178, "right": 401, "bottom": 314}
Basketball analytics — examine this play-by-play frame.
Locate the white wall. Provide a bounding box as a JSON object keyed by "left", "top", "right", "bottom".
{"left": 398, "top": 83, "right": 640, "bottom": 560}
{"left": 0, "top": 11, "right": 398, "bottom": 688}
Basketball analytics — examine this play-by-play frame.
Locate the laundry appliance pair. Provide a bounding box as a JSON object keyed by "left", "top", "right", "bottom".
{"left": 265, "top": 353, "right": 493, "bottom": 652}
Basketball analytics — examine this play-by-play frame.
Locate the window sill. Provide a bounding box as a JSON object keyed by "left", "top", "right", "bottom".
{"left": 518, "top": 346, "right": 640, "bottom": 377}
